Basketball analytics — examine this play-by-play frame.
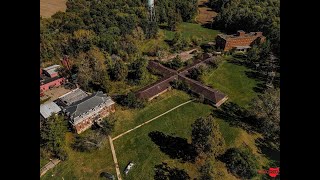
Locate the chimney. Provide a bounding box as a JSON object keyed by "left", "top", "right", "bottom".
{"left": 237, "top": 30, "right": 245, "bottom": 36}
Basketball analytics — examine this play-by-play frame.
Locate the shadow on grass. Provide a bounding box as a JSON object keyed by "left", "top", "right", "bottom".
{"left": 212, "top": 102, "right": 262, "bottom": 134}
{"left": 148, "top": 131, "right": 197, "bottom": 163}
{"left": 229, "top": 58, "right": 280, "bottom": 93}
{"left": 154, "top": 162, "right": 190, "bottom": 180}
{"left": 255, "top": 137, "right": 280, "bottom": 163}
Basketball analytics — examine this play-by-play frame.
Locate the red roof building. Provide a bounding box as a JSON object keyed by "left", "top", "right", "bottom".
{"left": 215, "top": 30, "right": 266, "bottom": 52}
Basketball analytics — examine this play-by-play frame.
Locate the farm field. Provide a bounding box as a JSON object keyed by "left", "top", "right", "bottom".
{"left": 40, "top": 0, "right": 67, "bottom": 18}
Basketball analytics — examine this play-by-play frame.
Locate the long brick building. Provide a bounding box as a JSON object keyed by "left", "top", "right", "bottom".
{"left": 216, "top": 30, "right": 266, "bottom": 52}
{"left": 135, "top": 56, "right": 228, "bottom": 107}
{"left": 63, "top": 91, "right": 115, "bottom": 134}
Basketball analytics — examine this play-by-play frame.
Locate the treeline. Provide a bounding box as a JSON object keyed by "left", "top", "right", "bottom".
{"left": 210, "top": 0, "right": 280, "bottom": 55}
{"left": 40, "top": 0, "right": 197, "bottom": 62}
{"left": 40, "top": 0, "right": 197, "bottom": 93}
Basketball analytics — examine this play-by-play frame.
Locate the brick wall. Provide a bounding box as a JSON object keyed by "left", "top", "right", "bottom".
{"left": 74, "top": 103, "right": 115, "bottom": 134}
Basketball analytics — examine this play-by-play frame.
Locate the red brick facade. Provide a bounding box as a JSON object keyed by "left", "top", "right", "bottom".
{"left": 74, "top": 103, "right": 116, "bottom": 134}
{"left": 216, "top": 30, "right": 266, "bottom": 51}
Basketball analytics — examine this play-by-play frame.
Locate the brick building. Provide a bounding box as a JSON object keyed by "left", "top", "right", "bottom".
{"left": 40, "top": 65, "right": 65, "bottom": 93}
{"left": 135, "top": 57, "right": 228, "bottom": 107}
{"left": 215, "top": 30, "right": 266, "bottom": 52}
{"left": 63, "top": 91, "right": 115, "bottom": 134}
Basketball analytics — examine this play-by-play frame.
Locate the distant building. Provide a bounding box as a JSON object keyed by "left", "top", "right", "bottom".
{"left": 215, "top": 30, "right": 266, "bottom": 52}
{"left": 57, "top": 88, "right": 88, "bottom": 107}
{"left": 40, "top": 102, "right": 62, "bottom": 119}
{"left": 43, "top": 65, "right": 61, "bottom": 78}
{"left": 40, "top": 65, "right": 66, "bottom": 93}
{"left": 63, "top": 91, "right": 116, "bottom": 134}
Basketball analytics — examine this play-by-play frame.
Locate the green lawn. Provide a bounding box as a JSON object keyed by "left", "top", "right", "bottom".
{"left": 41, "top": 58, "right": 267, "bottom": 179}
{"left": 202, "top": 59, "right": 261, "bottom": 108}
{"left": 162, "top": 22, "right": 221, "bottom": 43}
{"left": 41, "top": 132, "right": 115, "bottom": 180}
{"left": 40, "top": 158, "right": 49, "bottom": 169}
{"left": 113, "top": 96, "right": 213, "bottom": 179}
{"left": 112, "top": 90, "right": 191, "bottom": 136}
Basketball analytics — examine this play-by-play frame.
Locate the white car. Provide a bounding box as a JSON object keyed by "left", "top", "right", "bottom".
{"left": 124, "top": 162, "right": 134, "bottom": 175}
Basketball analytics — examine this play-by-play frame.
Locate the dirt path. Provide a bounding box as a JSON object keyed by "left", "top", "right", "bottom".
{"left": 112, "top": 99, "right": 195, "bottom": 141}
{"left": 195, "top": 0, "right": 217, "bottom": 25}
{"left": 40, "top": 159, "right": 61, "bottom": 177}
{"left": 108, "top": 136, "right": 122, "bottom": 180}
{"left": 161, "top": 48, "right": 198, "bottom": 62}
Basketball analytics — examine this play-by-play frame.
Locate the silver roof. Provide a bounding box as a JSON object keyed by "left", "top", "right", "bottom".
{"left": 64, "top": 91, "right": 115, "bottom": 123}
{"left": 58, "top": 88, "right": 88, "bottom": 106}
{"left": 43, "top": 65, "right": 60, "bottom": 75}
{"left": 40, "top": 102, "right": 62, "bottom": 119}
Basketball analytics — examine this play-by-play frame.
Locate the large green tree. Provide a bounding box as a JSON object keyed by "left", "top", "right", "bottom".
{"left": 40, "top": 114, "right": 68, "bottom": 158}
{"left": 250, "top": 88, "right": 280, "bottom": 149}
{"left": 191, "top": 115, "right": 226, "bottom": 157}
{"left": 220, "top": 148, "right": 258, "bottom": 179}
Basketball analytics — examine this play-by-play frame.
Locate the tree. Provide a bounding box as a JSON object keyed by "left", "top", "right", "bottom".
{"left": 110, "top": 59, "right": 128, "bottom": 81}
{"left": 165, "top": 55, "right": 183, "bottom": 70}
{"left": 97, "top": 117, "right": 115, "bottom": 136}
{"left": 220, "top": 148, "right": 258, "bottom": 179}
{"left": 250, "top": 88, "right": 280, "bottom": 149}
{"left": 199, "top": 160, "right": 215, "bottom": 180}
{"left": 40, "top": 114, "right": 68, "bottom": 158}
{"left": 72, "top": 134, "right": 102, "bottom": 152}
{"left": 247, "top": 45, "right": 261, "bottom": 63}
{"left": 188, "top": 67, "right": 204, "bottom": 81}
{"left": 154, "top": 162, "right": 190, "bottom": 180}
{"left": 167, "top": 9, "right": 182, "bottom": 31}
{"left": 191, "top": 115, "right": 226, "bottom": 157}
{"left": 120, "top": 92, "right": 145, "bottom": 109}
{"left": 128, "top": 58, "right": 148, "bottom": 84}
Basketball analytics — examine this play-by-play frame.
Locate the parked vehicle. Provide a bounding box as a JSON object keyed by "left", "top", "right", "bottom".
{"left": 100, "top": 172, "right": 115, "bottom": 180}
{"left": 124, "top": 162, "right": 135, "bottom": 175}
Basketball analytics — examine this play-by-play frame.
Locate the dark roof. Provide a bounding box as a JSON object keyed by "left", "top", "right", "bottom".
{"left": 40, "top": 76, "right": 62, "bottom": 85}
{"left": 64, "top": 91, "right": 115, "bottom": 120}
{"left": 58, "top": 88, "right": 88, "bottom": 106}
{"left": 178, "top": 75, "right": 227, "bottom": 104}
{"left": 136, "top": 75, "right": 177, "bottom": 100}
{"left": 148, "top": 61, "right": 177, "bottom": 77}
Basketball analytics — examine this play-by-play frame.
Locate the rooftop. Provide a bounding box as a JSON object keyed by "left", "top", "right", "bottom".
{"left": 58, "top": 88, "right": 88, "bottom": 106}
{"left": 64, "top": 91, "right": 115, "bottom": 121}
{"left": 40, "top": 102, "right": 62, "bottom": 119}
{"left": 40, "top": 76, "right": 62, "bottom": 85}
{"left": 43, "top": 64, "right": 61, "bottom": 75}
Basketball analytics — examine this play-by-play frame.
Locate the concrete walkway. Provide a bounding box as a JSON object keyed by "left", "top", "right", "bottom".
{"left": 108, "top": 136, "right": 122, "bottom": 180}
{"left": 112, "top": 99, "right": 194, "bottom": 141}
{"left": 40, "top": 159, "right": 61, "bottom": 177}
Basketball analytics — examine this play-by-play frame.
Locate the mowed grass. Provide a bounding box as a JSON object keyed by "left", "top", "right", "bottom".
{"left": 112, "top": 90, "right": 191, "bottom": 136}
{"left": 41, "top": 132, "right": 115, "bottom": 180}
{"left": 113, "top": 99, "right": 213, "bottom": 179}
{"left": 162, "top": 22, "right": 221, "bottom": 43}
{"left": 202, "top": 59, "right": 260, "bottom": 108}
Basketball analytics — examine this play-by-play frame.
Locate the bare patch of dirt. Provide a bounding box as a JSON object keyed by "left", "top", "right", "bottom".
{"left": 40, "top": 0, "right": 67, "bottom": 18}
{"left": 196, "top": 0, "right": 218, "bottom": 25}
